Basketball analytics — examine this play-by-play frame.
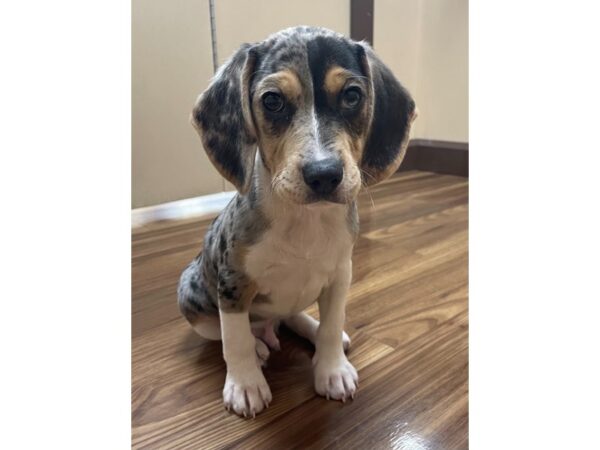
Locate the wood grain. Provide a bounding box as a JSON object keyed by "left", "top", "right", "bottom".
{"left": 132, "top": 170, "right": 468, "bottom": 449}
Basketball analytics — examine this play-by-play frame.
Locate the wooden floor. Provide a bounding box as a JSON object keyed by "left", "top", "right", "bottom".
{"left": 132, "top": 171, "right": 468, "bottom": 449}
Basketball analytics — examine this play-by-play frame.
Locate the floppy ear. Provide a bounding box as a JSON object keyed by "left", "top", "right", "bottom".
{"left": 357, "top": 43, "right": 418, "bottom": 186}
{"left": 191, "top": 44, "right": 258, "bottom": 193}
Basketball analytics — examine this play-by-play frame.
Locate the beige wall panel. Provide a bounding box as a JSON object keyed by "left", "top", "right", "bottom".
{"left": 417, "top": 0, "right": 468, "bottom": 141}
{"left": 132, "top": 0, "right": 223, "bottom": 208}
{"left": 374, "top": 0, "right": 468, "bottom": 141}
{"left": 214, "top": 0, "right": 350, "bottom": 65}
{"left": 373, "top": 0, "right": 422, "bottom": 136}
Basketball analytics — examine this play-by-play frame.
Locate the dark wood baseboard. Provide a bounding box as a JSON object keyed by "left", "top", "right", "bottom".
{"left": 400, "top": 139, "right": 469, "bottom": 177}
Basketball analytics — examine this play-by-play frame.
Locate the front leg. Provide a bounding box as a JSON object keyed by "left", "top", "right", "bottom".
{"left": 221, "top": 310, "right": 272, "bottom": 416}
{"left": 313, "top": 259, "right": 358, "bottom": 402}
{"left": 220, "top": 303, "right": 272, "bottom": 417}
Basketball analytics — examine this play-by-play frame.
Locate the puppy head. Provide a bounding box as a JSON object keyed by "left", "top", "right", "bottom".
{"left": 192, "top": 27, "right": 417, "bottom": 204}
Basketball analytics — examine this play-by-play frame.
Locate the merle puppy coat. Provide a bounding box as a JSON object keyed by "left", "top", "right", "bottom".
{"left": 178, "top": 26, "right": 417, "bottom": 417}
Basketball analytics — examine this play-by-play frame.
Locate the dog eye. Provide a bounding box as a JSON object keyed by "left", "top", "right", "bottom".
{"left": 262, "top": 92, "right": 285, "bottom": 112}
{"left": 341, "top": 87, "right": 362, "bottom": 108}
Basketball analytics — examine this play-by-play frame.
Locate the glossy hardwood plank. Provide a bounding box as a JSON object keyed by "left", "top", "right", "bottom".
{"left": 225, "top": 312, "right": 467, "bottom": 450}
{"left": 132, "top": 170, "right": 468, "bottom": 449}
{"left": 132, "top": 326, "right": 393, "bottom": 450}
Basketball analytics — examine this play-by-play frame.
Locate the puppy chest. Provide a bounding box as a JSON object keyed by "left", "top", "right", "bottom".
{"left": 244, "top": 239, "right": 344, "bottom": 317}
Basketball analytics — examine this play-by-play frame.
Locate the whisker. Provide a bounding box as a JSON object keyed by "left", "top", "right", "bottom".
{"left": 360, "top": 168, "right": 377, "bottom": 184}
{"left": 363, "top": 183, "right": 375, "bottom": 209}
{"left": 359, "top": 169, "right": 376, "bottom": 208}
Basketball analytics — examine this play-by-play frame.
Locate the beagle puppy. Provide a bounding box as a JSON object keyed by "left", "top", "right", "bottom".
{"left": 178, "top": 26, "right": 417, "bottom": 418}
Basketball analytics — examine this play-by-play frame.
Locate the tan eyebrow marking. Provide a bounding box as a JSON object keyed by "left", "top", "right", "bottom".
{"left": 324, "top": 66, "right": 354, "bottom": 100}
{"left": 259, "top": 69, "right": 302, "bottom": 100}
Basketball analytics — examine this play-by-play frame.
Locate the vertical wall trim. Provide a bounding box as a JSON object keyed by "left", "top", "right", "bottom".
{"left": 207, "top": 0, "right": 226, "bottom": 191}
{"left": 350, "top": 0, "right": 374, "bottom": 45}
{"left": 414, "top": 0, "right": 425, "bottom": 137}
{"left": 208, "top": 0, "right": 219, "bottom": 72}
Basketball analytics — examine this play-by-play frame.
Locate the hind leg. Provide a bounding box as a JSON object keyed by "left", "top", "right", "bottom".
{"left": 252, "top": 319, "right": 281, "bottom": 351}
{"left": 178, "top": 261, "right": 222, "bottom": 340}
{"left": 178, "top": 262, "right": 270, "bottom": 363}
{"left": 185, "top": 308, "right": 222, "bottom": 340}
{"left": 284, "top": 312, "right": 351, "bottom": 352}
{"left": 179, "top": 301, "right": 272, "bottom": 366}
{"left": 179, "top": 278, "right": 270, "bottom": 366}
{"left": 179, "top": 297, "right": 270, "bottom": 365}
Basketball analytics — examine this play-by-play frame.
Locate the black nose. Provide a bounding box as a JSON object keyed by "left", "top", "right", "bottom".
{"left": 302, "top": 158, "right": 344, "bottom": 196}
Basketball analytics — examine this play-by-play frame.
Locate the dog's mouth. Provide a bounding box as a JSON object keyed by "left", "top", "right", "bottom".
{"left": 275, "top": 188, "right": 348, "bottom": 207}
{"left": 305, "top": 192, "right": 348, "bottom": 205}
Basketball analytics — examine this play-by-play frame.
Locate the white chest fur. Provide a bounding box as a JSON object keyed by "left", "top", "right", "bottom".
{"left": 245, "top": 204, "right": 353, "bottom": 319}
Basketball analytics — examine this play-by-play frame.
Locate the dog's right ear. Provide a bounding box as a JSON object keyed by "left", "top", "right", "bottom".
{"left": 191, "top": 44, "right": 259, "bottom": 193}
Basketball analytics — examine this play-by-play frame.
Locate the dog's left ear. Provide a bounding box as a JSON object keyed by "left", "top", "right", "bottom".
{"left": 191, "top": 44, "right": 259, "bottom": 193}
{"left": 357, "top": 43, "right": 418, "bottom": 186}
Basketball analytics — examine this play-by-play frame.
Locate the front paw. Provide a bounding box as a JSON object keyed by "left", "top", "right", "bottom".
{"left": 223, "top": 366, "right": 272, "bottom": 418}
{"left": 313, "top": 355, "right": 359, "bottom": 402}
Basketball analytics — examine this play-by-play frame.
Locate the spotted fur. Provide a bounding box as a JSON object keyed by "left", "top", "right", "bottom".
{"left": 177, "top": 26, "right": 417, "bottom": 417}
